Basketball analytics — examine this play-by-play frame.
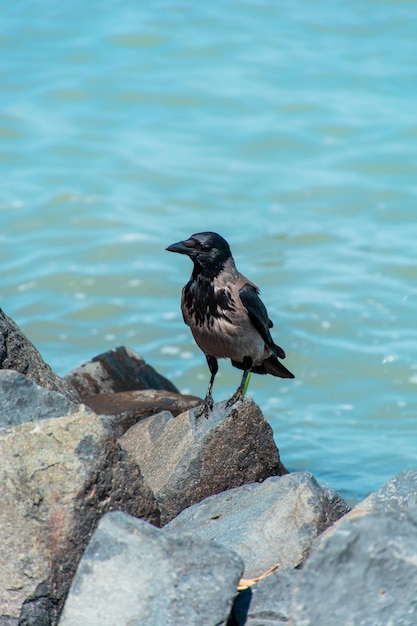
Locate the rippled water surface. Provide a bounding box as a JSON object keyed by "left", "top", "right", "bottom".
{"left": 1, "top": 1, "right": 416, "bottom": 501}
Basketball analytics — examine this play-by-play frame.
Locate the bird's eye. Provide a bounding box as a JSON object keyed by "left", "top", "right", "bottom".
{"left": 200, "top": 244, "right": 211, "bottom": 252}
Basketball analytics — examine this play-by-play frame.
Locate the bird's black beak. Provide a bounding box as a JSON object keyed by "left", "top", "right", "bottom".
{"left": 166, "top": 238, "right": 195, "bottom": 255}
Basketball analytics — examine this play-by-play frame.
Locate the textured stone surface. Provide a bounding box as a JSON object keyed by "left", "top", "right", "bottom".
{"left": 86, "top": 388, "right": 202, "bottom": 437}
{"left": 59, "top": 511, "right": 243, "bottom": 626}
{"left": 345, "top": 468, "right": 417, "bottom": 518}
{"left": 0, "top": 410, "right": 158, "bottom": 624}
{"left": 319, "top": 469, "right": 417, "bottom": 543}
{"left": 165, "top": 472, "right": 343, "bottom": 577}
{"left": 65, "top": 345, "right": 179, "bottom": 400}
{"left": 292, "top": 510, "right": 417, "bottom": 626}
{"left": 230, "top": 568, "right": 298, "bottom": 625}
{"left": 19, "top": 581, "right": 59, "bottom": 626}
{"left": 0, "top": 308, "right": 80, "bottom": 403}
{"left": 321, "top": 486, "right": 351, "bottom": 518}
{"left": 0, "top": 370, "right": 79, "bottom": 430}
{"left": 120, "top": 397, "right": 287, "bottom": 525}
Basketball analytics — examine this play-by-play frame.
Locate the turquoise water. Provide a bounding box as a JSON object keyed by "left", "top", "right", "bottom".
{"left": 1, "top": 2, "right": 416, "bottom": 502}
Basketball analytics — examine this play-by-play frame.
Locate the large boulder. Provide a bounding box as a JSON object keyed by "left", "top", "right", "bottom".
{"left": 291, "top": 510, "right": 417, "bottom": 626}
{"left": 318, "top": 468, "right": 417, "bottom": 543}
{"left": 342, "top": 468, "right": 417, "bottom": 519}
{"left": 120, "top": 397, "right": 287, "bottom": 525}
{"left": 65, "top": 346, "right": 179, "bottom": 400}
{"left": 0, "top": 370, "right": 78, "bottom": 430}
{"left": 86, "top": 388, "right": 202, "bottom": 437}
{"left": 165, "top": 472, "right": 345, "bottom": 577}
{"left": 59, "top": 511, "right": 243, "bottom": 626}
{"left": 0, "top": 309, "right": 80, "bottom": 403}
{"left": 0, "top": 410, "right": 159, "bottom": 625}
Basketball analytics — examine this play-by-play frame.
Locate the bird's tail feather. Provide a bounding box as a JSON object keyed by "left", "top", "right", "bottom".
{"left": 252, "top": 354, "right": 295, "bottom": 379}
{"left": 273, "top": 343, "right": 286, "bottom": 359}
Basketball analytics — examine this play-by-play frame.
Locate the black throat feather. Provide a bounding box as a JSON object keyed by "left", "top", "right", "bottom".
{"left": 183, "top": 273, "right": 236, "bottom": 328}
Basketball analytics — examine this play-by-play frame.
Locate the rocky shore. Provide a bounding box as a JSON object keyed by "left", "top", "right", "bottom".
{"left": 1, "top": 307, "right": 416, "bottom": 626}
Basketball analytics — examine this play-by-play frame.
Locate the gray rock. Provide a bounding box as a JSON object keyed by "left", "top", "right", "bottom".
{"left": 86, "top": 388, "right": 202, "bottom": 437}
{"left": 319, "top": 469, "right": 417, "bottom": 543}
{"left": 165, "top": 472, "right": 343, "bottom": 577}
{"left": 348, "top": 468, "right": 417, "bottom": 518}
{"left": 0, "top": 410, "right": 159, "bottom": 623}
{"left": 0, "top": 309, "right": 80, "bottom": 403}
{"left": 19, "top": 581, "right": 58, "bottom": 626}
{"left": 230, "top": 568, "right": 298, "bottom": 625}
{"left": 59, "top": 510, "right": 243, "bottom": 626}
{"left": 291, "top": 509, "right": 417, "bottom": 626}
{"left": 321, "top": 486, "right": 351, "bottom": 518}
{"left": 65, "top": 345, "right": 179, "bottom": 400}
{"left": 0, "top": 370, "right": 79, "bottom": 430}
{"left": 120, "top": 397, "right": 287, "bottom": 525}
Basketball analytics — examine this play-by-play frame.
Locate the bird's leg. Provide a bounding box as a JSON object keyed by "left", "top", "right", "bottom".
{"left": 226, "top": 356, "right": 253, "bottom": 409}
{"left": 195, "top": 355, "right": 218, "bottom": 418}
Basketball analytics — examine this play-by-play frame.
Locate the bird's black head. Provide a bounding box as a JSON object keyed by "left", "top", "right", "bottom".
{"left": 166, "top": 231, "right": 232, "bottom": 278}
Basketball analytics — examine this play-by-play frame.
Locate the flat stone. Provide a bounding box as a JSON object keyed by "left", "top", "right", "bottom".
{"left": 0, "top": 370, "right": 79, "bottom": 430}
{"left": 291, "top": 510, "right": 417, "bottom": 626}
{"left": 0, "top": 308, "right": 80, "bottom": 403}
{"left": 65, "top": 346, "right": 179, "bottom": 400}
{"left": 59, "top": 511, "right": 243, "bottom": 626}
{"left": 120, "top": 397, "right": 287, "bottom": 525}
{"left": 0, "top": 410, "right": 158, "bottom": 623}
{"left": 165, "top": 472, "right": 343, "bottom": 577}
{"left": 86, "top": 388, "right": 202, "bottom": 437}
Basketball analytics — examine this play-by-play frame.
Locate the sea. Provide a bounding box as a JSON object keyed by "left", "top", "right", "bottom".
{"left": 1, "top": 0, "right": 416, "bottom": 503}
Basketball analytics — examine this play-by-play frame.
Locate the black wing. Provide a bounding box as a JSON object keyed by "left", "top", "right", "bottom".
{"left": 239, "top": 283, "right": 286, "bottom": 359}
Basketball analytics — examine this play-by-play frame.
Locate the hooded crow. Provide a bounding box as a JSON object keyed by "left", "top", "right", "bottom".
{"left": 166, "top": 231, "right": 294, "bottom": 416}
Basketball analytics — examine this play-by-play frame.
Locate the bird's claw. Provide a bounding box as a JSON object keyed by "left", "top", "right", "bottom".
{"left": 226, "top": 388, "right": 244, "bottom": 409}
{"left": 195, "top": 395, "right": 214, "bottom": 419}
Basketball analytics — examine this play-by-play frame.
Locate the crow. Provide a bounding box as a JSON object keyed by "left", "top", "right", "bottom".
{"left": 166, "top": 231, "right": 294, "bottom": 416}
